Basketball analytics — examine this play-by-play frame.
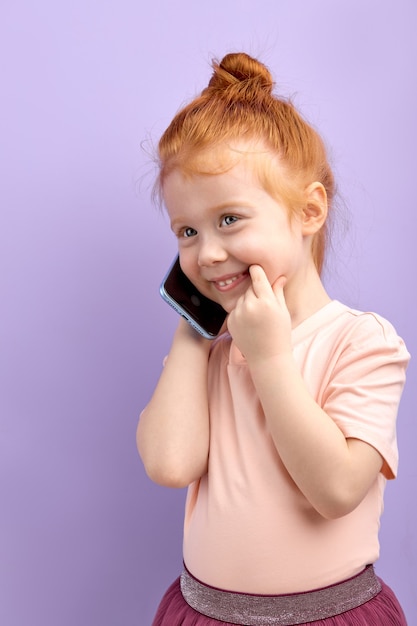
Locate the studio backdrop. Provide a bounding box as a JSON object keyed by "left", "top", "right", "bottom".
{"left": 1, "top": 1, "right": 415, "bottom": 625}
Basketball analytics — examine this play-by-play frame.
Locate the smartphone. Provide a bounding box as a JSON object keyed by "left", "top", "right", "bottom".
{"left": 160, "top": 256, "right": 227, "bottom": 339}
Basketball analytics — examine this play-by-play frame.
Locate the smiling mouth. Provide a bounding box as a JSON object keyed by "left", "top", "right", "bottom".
{"left": 217, "top": 276, "right": 240, "bottom": 287}
{"left": 213, "top": 271, "right": 249, "bottom": 290}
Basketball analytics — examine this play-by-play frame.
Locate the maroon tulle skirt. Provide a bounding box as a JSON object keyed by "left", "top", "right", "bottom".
{"left": 151, "top": 573, "right": 407, "bottom": 626}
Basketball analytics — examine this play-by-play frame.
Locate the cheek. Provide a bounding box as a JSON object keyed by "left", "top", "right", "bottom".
{"left": 179, "top": 253, "right": 202, "bottom": 288}
{"left": 178, "top": 251, "right": 194, "bottom": 274}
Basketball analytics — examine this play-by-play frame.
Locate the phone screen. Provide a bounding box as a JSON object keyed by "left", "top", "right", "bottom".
{"left": 160, "top": 256, "right": 227, "bottom": 339}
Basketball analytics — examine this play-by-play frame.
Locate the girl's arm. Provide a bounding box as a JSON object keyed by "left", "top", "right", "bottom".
{"left": 228, "top": 266, "right": 384, "bottom": 520}
{"left": 137, "top": 318, "right": 211, "bottom": 488}
{"left": 249, "top": 356, "right": 383, "bottom": 519}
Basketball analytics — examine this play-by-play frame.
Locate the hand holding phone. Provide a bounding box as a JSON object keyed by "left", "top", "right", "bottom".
{"left": 160, "top": 256, "right": 227, "bottom": 339}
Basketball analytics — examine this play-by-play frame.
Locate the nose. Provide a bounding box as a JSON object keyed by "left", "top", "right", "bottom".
{"left": 197, "top": 235, "right": 227, "bottom": 267}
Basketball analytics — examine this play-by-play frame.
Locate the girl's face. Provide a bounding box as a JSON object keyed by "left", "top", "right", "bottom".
{"left": 163, "top": 149, "right": 317, "bottom": 314}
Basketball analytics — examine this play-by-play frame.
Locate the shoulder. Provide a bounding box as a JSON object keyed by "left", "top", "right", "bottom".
{"left": 295, "top": 301, "right": 410, "bottom": 395}
{"left": 294, "top": 300, "right": 410, "bottom": 369}
{"left": 331, "top": 303, "right": 410, "bottom": 365}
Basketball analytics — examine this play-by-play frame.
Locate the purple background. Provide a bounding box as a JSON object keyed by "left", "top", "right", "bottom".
{"left": 1, "top": 1, "right": 415, "bottom": 624}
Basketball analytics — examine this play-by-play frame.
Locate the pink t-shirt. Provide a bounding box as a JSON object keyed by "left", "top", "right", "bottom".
{"left": 182, "top": 301, "right": 410, "bottom": 594}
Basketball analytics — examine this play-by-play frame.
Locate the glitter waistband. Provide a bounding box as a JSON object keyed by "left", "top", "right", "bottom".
{"left": 180, "top": 564, "right": 382, "bottom": 625}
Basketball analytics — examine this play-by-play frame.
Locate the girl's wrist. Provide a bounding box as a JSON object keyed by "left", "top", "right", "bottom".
{"left": 174, "top": 318, "right": 213, "bottom": 350}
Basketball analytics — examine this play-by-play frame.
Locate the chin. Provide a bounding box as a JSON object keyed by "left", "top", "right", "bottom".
{"left": 217, "top": 297, "right": 238, "bottom": 314}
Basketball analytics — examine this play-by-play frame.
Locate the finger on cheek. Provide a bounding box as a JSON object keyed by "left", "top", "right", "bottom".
{"left": 249, "top": 264, "right": 264, "bottom": 281}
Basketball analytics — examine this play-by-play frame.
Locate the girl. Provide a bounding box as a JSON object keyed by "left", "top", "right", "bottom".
{"left": 137, "top": 52, "right": 410, "bottom": 625}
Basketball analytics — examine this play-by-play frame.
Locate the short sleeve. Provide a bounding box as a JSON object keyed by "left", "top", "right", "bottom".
{"left": 322, "top": 312, "right": 410, "bottom": 479}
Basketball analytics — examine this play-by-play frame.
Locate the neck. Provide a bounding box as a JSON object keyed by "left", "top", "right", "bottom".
{"left": 285, "top": 264, "right": 331, "bottom": 329}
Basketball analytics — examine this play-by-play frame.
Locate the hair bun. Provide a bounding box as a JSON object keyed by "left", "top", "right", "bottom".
{"left": 207, "top": 52, "right": 274, "bottom": 96}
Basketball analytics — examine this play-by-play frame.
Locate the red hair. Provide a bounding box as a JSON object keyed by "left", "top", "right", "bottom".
{"left": 156, "top": 52, "right": 335, "bottom": 273}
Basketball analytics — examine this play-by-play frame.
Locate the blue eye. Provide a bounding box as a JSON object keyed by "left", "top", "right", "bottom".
{"left": 183, "top": 227, "right": 197, "bottom": 238}
{"left": 222, "top": 215, "right": 238, "bottom": 226}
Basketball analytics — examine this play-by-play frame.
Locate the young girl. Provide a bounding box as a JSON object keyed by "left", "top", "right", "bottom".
{"left": 137, "top": 52, "right": 410, "bottom": 625}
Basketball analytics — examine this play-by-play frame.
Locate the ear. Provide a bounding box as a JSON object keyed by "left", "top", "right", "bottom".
{"left": 301, "top": 182, "right": 328, "bottom": 235}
